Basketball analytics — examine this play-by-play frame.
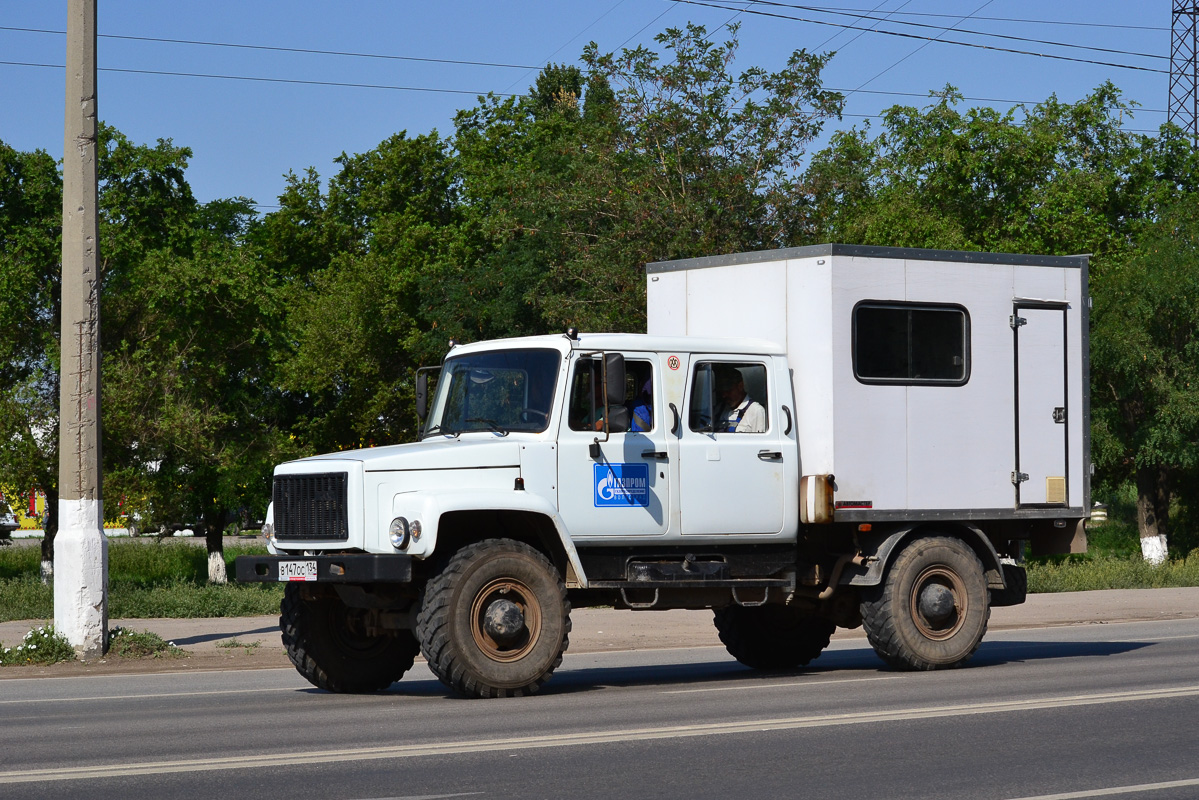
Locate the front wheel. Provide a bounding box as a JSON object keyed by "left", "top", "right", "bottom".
{"left": 280, "top": 584, "right": 420, "bottom": 693}
{"left": 861, "top": 535, "right": 990, "bottom": 670}
{"left": 417, "top": 539, "right": 571, "bottom": 698}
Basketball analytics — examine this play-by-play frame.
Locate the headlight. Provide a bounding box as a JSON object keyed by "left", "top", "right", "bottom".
{"left": 389, "top": 517, "right": 411, "bottom": 550}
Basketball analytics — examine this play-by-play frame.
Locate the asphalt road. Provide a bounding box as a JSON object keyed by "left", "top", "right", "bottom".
{"left": 2, "top": 616, "right": 1199, "bottom": 800}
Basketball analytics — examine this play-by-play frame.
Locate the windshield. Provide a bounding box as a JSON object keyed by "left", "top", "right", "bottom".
{"left": 423, "top": 348, "right": 561, "bottom": 437}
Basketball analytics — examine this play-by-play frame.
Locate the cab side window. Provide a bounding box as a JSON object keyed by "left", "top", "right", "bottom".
{"left": 568, "top": 358, "right": 654, "bottom": 433}
{"left": 689, "top": 362, "right": 768, "bottom": 433}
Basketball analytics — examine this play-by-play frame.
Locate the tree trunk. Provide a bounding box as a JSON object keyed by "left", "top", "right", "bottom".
{"left": 40, "top": 486, "right": 59, "bottom": 585}
{"left": 205, "top": 511, "right": 229, "bottom": 584}
{"left": 1135, "top": 465, "right": 1170, "bottom": 565}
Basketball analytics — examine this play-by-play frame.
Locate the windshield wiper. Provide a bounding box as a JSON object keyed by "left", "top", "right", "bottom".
{"left": 465, "top": 418, "right": 510, "bottom": 436}
{"left": 421, "top": 424, "right": 459, "bottom": 440}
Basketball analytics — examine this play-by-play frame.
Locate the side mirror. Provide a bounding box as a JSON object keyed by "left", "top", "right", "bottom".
{"left": 604, "top": 352, "right": 625, "bottom": 407}
{"left": 415, "top": 366, "right": 439, "bottom": 421}
{"left": 607, "top": 405, "right": 630, "bottom": 434}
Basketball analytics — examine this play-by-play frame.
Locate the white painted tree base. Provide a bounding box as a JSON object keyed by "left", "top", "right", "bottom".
{"left": 1140, "top": 533, "right": 1168, "bottom": 565}
{"left": 53, "top": 498, "right": 108, "bottom": 659}
{"left": 208, "top": 549, "right": 228, "bottom": 584}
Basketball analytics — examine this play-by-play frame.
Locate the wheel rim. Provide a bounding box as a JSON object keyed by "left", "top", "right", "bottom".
{"left": 908, "top": 565, "right": 968, "bottom": 641}
{"left": 469, "top": 577, "right": 543, "bottom": 662}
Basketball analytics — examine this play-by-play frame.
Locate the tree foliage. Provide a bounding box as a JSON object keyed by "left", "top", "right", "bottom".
{"left": 3, "top": 22, "right": 1199, "bottom": 565}
{"left": 1091, "top": 200, "right": 1199, "bottom": 550}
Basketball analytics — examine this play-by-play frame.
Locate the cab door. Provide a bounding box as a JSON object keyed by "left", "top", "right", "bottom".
{"left": 677, "top": 357, "right": 788, "bottom": 535}
{"left": 556, "top": 353, "right": 673, "bottom": 539}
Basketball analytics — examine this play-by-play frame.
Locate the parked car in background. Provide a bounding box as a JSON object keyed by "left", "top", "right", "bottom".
{"left": 0, "top": 494, "right": 19, "bottom": 538}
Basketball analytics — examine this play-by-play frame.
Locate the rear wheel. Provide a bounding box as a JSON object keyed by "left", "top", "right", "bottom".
{"left": 861, "top": 535, "right": 990, "bottom": 670}
{"left": 417, "top": 539, "right": 571, "bottom": 698}
{"left": 714, "top": 603, "right": 836, "bottom": 670}
{"left": 280, "top": 584, "right": 419, "bottom": 693}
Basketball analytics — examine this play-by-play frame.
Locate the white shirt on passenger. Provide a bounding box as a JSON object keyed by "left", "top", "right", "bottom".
{"left": 718, "top": 397, "right": 766, "bottom": 433}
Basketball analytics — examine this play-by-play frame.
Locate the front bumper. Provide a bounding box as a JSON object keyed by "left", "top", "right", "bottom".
{"left": 235, "top": 554, "right": 413, "bottom": 584}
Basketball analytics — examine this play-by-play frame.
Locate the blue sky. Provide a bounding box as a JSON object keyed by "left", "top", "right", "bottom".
{"left": 0, "top": 1, "right": 1171, "bottom": 210}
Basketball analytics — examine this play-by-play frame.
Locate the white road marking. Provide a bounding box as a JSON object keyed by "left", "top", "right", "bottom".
{"left": 1003, "top": 776, "right": 1199, "bottom": 799}
{"left": 661, "top": 674, "right": 901, "bottom": 694}
{"left": 347, "top": 794, "right": 482, "bottom": 800}
{"left": 0, "top": 687, "right": 297, "bottom": 705}
{"left": 3, "top": 684, "right": 1199, "bottom": 784}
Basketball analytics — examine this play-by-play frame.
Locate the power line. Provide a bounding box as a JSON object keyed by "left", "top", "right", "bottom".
{"left": 670, "top": 0, "right": 1169, "bottom": 74}
{"left": 813, "top": 0, "right": 913, "bottom": 53}
{"left": 850, "top": 0, "right": 997, "bottom": 93}
{"left": 835, "top": 86, "right": 1166, "bottom": 114}
{"left": 502, "top": 0, "right": 630, "bottom": 92}
{"left": 0, "top": 60, "right": 517, "bottom": 97}
{"left": 0, "top": 25, "right": 542, "bottom": 71}
{"left": 837, "top": 110, "right": 1160, "bottom": 133}
{"left": 1, "top": 56, "right": 1167, "bottom": 114}
{"left": 697, "top": 1, "right": 1168, "bottom": 63}
{"left": 711, "top": 5, "right": 1168, "bottom": 33}
{"left": 616, "top": 4, "right": 678, "bottom": 49}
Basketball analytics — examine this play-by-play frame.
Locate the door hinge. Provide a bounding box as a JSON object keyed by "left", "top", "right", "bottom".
{"left": 1011, "top": 471, "right": 1029, "bottom": 485}
{"left": 1009, "top": 314, "right": 1027, "bottom": 329}
{"left": 1053, "top": 407, "right": 1066, "bottom": 423}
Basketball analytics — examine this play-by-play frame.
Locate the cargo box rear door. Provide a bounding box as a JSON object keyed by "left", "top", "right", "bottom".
{"left": 1013, "top": 302, "right": 1070, "bottom": 507}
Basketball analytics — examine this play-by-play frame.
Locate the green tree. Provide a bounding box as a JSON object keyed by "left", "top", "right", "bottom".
{"left": 802, "top": 84, "right": 1199, "bottom": 260}
{"left": 454, "top": 24, "right": 843, "bottom": 334}
{"left": 96, "top": 126, "right": 293, "bottom": 581}
{"left": 0, "top": 140, "right": 62, "bottom": 579}
{"left": 1091, "top": 200, "right": 1199, "bottom": 560}
{"left": 269, "top": 131, "right": 462, "bottom": 452}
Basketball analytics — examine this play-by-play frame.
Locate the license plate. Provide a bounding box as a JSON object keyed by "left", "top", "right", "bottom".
{"left": 278, "top": 560, "right": 317, "bottom": 582}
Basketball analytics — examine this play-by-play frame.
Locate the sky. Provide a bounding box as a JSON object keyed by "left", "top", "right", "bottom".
{"left": 0, "top": 1, "right": 1173, "bottom": 211}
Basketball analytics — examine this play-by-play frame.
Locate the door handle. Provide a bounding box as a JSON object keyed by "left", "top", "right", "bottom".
{"left": 757, "top": 450, "right": 783, "bottom": 461}
{"left": 641, "top": 450, "right": 668, "bottom": 460}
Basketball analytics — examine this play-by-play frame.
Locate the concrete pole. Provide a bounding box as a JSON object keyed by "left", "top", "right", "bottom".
{"left": 55, "top": 0, "right": 107, "bottom": 660}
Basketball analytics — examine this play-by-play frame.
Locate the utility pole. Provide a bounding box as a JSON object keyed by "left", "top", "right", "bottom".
{"left": 55, "top": 0, "right": 107, "bottom": 659}
{"left": 1170, "top": 1, "right": 1199, "bottom": 142}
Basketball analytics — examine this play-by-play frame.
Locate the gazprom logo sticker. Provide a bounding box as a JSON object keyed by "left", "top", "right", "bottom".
{"left": 594, "top": 463, "right": 651, "bottom": 508}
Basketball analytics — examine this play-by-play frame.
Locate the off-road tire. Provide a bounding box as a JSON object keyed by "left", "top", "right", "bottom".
{"left": 714, "top": 603, "right": 836, "bottom": 670}
{"left": 861, "top": 535, "right": 990, "bottom": 671}
{"left": 989, "top": 563, "right": 1028, "bottom": 608}
{"left": 281, "top": 584, "right": 419, "bottom": 693}
{"left": 416, "top": 539, "right": 571, "bottom": 698}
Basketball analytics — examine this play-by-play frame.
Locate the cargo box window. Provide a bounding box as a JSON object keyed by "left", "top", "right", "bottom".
{"left": 853, "top": 302, "right": 970, "bottom": 385}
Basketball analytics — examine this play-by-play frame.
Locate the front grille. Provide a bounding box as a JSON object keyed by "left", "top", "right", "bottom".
{"left": 273, "top": 472, "right": 349, "bottom": 541}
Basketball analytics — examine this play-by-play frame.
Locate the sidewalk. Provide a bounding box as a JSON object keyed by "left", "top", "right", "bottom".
{"left": 2, "top": 587, "right": 1197, "bottom": 677}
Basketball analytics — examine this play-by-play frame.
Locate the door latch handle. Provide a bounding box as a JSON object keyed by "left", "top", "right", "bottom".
{"left": 757, "top": 450, "right": 783, "bottom": 461}
{"left": 641, "top": 450, "right": 668, "bottom": 460}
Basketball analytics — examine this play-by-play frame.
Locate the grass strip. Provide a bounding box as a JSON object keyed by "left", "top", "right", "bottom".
{"left": 1027, "top": 554, "right": 1199, "bottom": 593}
{"left": 0, "top": 540, "right": 283, "bottom": 622}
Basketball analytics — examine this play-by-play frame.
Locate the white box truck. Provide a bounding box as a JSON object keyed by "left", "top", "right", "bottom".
{"left": 237, "top": 244, "right": 1089, "bottom": 698}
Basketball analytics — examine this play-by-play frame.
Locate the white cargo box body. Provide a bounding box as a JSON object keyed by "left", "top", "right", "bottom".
{"left": 647, "top": 244, "right": 1089, "bottom": 522}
